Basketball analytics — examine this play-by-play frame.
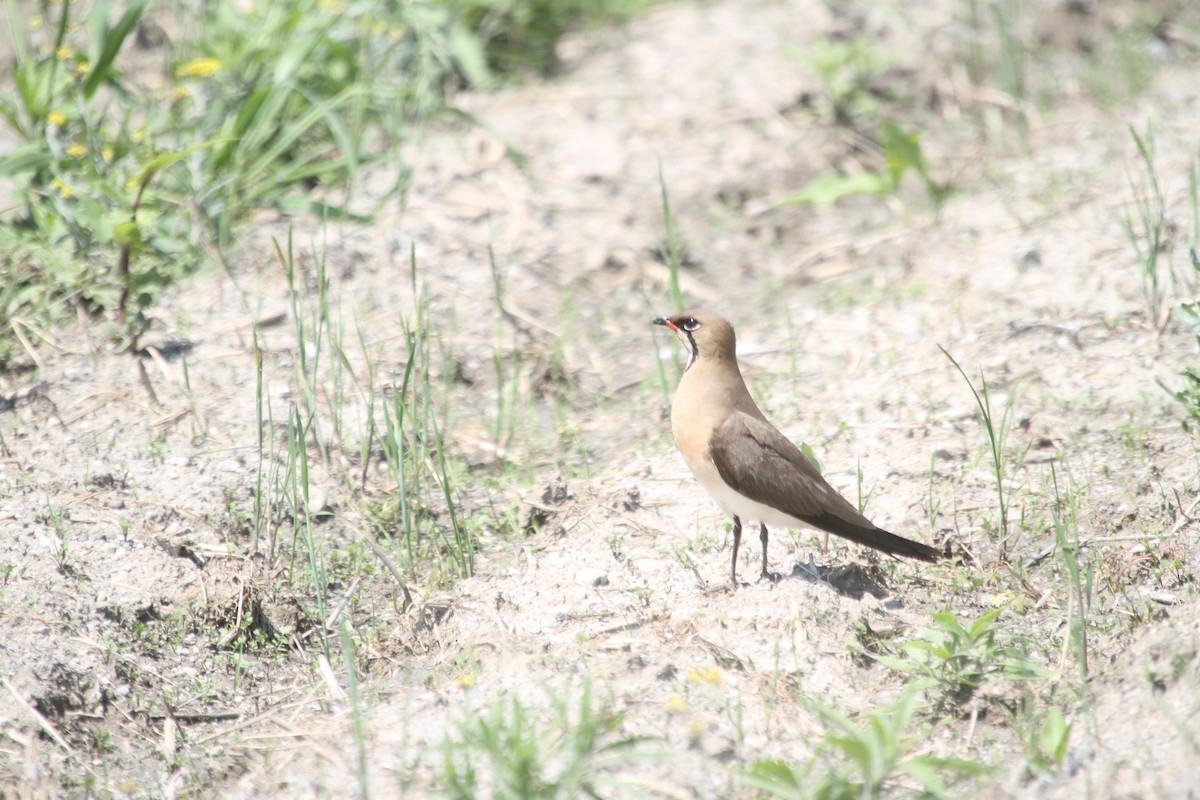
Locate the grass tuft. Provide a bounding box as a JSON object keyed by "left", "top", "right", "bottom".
{"left": 940, "top": 346, "right": 1019, "bottom": 556}
{"left": 1122, "top": 122, "right": 1170, "bottom": 332}
{"left": 744, "top": 683, "right": 991, "bottom": 799}
{"left": 438, "top": 677, "right": 657, "bottom": 798}
{"left": 0, "top": 0, "right": 641, "bottom": 364}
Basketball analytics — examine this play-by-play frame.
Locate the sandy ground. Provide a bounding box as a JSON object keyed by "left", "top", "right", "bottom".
{"left": 3, "top": 0, "right": 1200, "bottom": 797}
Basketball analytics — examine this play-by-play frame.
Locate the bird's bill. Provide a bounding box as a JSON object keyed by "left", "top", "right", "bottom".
{"left": 653, "top": 315, "right": 689, "bottom": 349}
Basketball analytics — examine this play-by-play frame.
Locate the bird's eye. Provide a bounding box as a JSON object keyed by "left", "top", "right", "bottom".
{"left": 681, "top": 317, "right": 700, "bottom": 332}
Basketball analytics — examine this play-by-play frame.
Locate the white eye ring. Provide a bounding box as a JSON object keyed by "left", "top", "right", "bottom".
{"left": 681, "top": 318, "right": 700, "bottom": 332}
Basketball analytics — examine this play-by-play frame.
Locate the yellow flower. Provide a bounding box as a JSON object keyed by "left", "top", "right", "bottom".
{"left": 177, "top": 58, "right": 221, "bottom": 79}
{"left": 102, "top": 146, "right": 114, "bottom": 161}
{"left": 30, "top": 15, "right": 43, "bottom": 30}
{"left": 126, "top": 177, "right": 140, "bottom": 192}
{"left": 55, "top": 46, "right": 75, "bottom": 61}
{"left": 686, "top": 668, "right": 724, "bottom": 686}
{"left": 51, "top": 178, "right": 74, "bottom": 198}
{"left": 74, "top": 62, "right": 90, "bottom": 76}
{"left": 664, "top": 695, "right": 690, "bottom": 714}
{"left": 132, "top": 128, "right": 145, "bottom": 143}
{"left": 47, "top": 111, "right": 68, "bottom": 126}
{"left": 170, "top": 86, "right": 192, "bottom": 104}
{"left": 456, "top": 674, "right": 475, "bottom": 689}
{"left": 67, "top": 143, "right": 87, "bottom": 158}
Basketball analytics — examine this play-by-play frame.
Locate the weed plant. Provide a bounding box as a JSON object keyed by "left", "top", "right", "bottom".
{"left": 781, "top": 35, "right": 947, "bottom": 210}
{"left": 0, "top": 0, "right": 643, "bottom": 362}
{"left": 1160, "top": 246, "right": 1200, "bottom": 431}
{"left": 874, "top": 609, "right": 1049, "bottom": 716}
{"left": 439, "top": 678, "right": 657, "bottom": 799}
{"left": 940, "top": 347, "right": 1020, "bottom": 555}
{"left": 744, "top": 683, "right": 990, "bottom": 799}
{"left": 1122, "top": 123, "right": 1171, "bottom": 332}
{"left": 1048, "top": 463, "right": 1092, "bottom": 686}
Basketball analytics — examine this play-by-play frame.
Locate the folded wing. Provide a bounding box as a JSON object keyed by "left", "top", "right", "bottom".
{"left": 709, "top": 412, "right": 943, "bottom": 562}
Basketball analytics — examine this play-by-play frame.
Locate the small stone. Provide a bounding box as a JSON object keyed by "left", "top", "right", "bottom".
{"left": 575, "top": 568, "right": 609, "bottom": 588}
{"left": 621, "top": 485, "right": 641, "bottom": 512}
{"left": 519, "top": 503, "right": 549, "bottom": 534}
{"left": 1015, "top": 245, "right": 1041, "bottom": 271}
{"left": 542, "top": 476, "right": 571, "bottom": 505}
{"left": 305, "top": 487, "right": 332, "bottom": 518}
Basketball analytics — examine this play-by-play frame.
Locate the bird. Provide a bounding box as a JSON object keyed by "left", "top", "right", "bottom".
{"left": 653, "top": 308, "right": 944, "bottom": 587}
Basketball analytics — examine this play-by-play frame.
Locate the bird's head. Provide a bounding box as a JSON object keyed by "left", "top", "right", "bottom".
{"left": 653, "top": 309, "right": 737, "bottom": 370}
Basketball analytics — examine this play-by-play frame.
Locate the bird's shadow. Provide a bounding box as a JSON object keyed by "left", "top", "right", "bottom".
{"left": 769, "top": 559, "right": 894, "bottom": 600}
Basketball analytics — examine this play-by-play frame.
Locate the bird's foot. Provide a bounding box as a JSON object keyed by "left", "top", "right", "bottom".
{"left": 758, "top": 568, "right": 787, "bottom": 587}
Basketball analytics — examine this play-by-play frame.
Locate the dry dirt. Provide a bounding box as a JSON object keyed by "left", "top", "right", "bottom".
{"left": 3, "top": 0, "right": 1200, "bottom": 798}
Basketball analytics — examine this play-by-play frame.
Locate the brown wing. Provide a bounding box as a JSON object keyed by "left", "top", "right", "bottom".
{"left": 709, "top": 412, "right": 942, "bottom": 562}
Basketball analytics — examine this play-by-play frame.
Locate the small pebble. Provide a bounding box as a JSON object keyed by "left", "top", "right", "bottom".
{"left": 306, "top": 487, "right": 331, "bottom": 517}
{"left": 575, "top": 568, "right": 609, "bottom": 587}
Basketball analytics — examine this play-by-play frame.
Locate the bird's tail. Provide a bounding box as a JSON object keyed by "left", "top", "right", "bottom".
{"left": 803, "top": 513, "right": 945, "bottom": 562}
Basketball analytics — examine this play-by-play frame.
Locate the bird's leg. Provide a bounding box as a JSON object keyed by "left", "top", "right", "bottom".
{"left": 730, "top": 515, "right": 743, "bottom": 588}
{"left": 759, "top": 524, "right": 779, "bottom": 583}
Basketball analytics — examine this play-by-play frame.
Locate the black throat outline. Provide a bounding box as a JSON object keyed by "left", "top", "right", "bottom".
{"left": 683, "top": 330, "right": 698, "bottom": 372}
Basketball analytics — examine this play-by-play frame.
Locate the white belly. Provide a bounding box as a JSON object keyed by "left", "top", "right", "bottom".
{"left": 690, "top": 461, "right": 811, "bottom": 530}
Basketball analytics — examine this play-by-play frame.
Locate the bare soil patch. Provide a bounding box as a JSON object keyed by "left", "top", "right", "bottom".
{"left": 3, "top": 1, "right": 1200, "bottom": 797}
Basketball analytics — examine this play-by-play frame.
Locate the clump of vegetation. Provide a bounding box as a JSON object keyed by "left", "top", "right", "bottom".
{"left": 449, "top": 0, "right": 650, "bottom": 84}
{"left": 744, "top": 684, "right": 990, "bottom": 799}
{"left": 782, "top": 36, "right": 948, "bottom": 208}
{"left": 873, "top": 610, "right": 1048, "bottom": 715}
{"left": 1163, "top": 286, "right": 1200, "bottom": 433}
{"left": 439, "top": 678, "right": 657, "bottom": 798}
{"left": 0, "top": 0, "right": 645, "bottom": 362}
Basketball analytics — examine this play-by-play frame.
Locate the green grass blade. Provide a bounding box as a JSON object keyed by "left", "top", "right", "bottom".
{"left": 82, "top": 0, "right": 148, "bottom": 98}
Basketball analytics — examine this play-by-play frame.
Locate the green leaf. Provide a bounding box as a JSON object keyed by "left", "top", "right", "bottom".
{"left": 1174, "top": 302, "right": 1200, "bottom": 331}
{"left": 881, "top": 120, "right": 949, "bottom": 203}
{"left": 1040, "top": 708, "right": 1072, "bottom": 766}
{"left": 113, "top": 219, "right": 142, "bottom": 249}
{"left": 898, "top": 757, "right": 951, "bottom": 797}
{"left": 0, "top": 143, "right": 54, "bottom": 177}
{"left": 881, "top": 120, "right": 922, "bottom": 183}
{"left": 134, "top": 138, "right": 233, "bottom": 188}
{"left": 82, "top": 0, "right": 148, "bottom": 98}
{"left": 778, "top": 171, "right": 891, "bottom": 206}
{"left": 742, "top": 758, "right": 804, "bottom": 795}
{"left": 243, "top": 89, "right": 361, "bottom": 190}
{"left": 71, "top": 191, "right": 105, "bottom": 231}
{"left": 965, "top": 608, "right": 1002, "bottom": 639}
{"left": 450, "top": 24, "right": 493, "bottom": 90}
